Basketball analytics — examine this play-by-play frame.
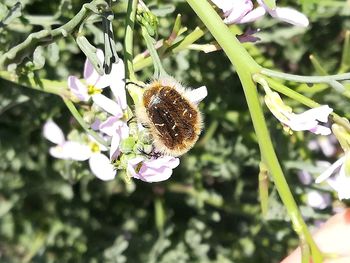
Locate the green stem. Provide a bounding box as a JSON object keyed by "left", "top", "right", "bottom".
{"left": 141, "top": 27, "right": 167, "bottom": 78}
{"left": 63, "top": 99, "right": 108, "bottom": 147}
{"left": 124, "top": 0, "right": 138, "bottom": 81}
{"left": 0, "top": 70, "right": 71, "bottom": 98}
{"left": 133, "top": 26, "right": 205, "bottom": 72}
{"left": 265, "top": 77, "right": 320, "bottom": 108}
{"left": 261, "top": 68, "right": 348, "bottom": 92}
{"left": 262, "top": 68, "right": 350, "bottom": 82}
{"left": 186, "top": 0, "right": 323, "bottom": 261}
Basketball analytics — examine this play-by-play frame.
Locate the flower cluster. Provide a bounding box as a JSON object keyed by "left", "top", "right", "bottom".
{"left": 212, "top": 0, "right": 309, "bottom": 27}
{"left": 43, "top": 50, "right": 209, "bottom": 183}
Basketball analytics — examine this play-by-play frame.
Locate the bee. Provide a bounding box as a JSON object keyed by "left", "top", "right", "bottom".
{"left": 136, "top": 77, "right": 203, "bottom": 157}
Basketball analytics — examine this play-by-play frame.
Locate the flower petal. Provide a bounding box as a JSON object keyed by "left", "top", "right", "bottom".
{"left": 186, "top": 86, "right": 207, "bottom": 104}
{"left": 316, "top": 156, "right": 345, "bottom": 183}
{"left": 127, "top": 157, "right": 144, "bottom": 179}
{"left": 327, "top": 165, "right": 350, "bottom": 200}
{"left": 89, "top": 153, "right": 116, "bottom": 181}
{"left": 50, "top": 141, "right": 92, "bottom": 161}
{"left": 211, "top": 0, "right": 235, "bottom": 13}
{"left": 223, "top": 0, "right": 253, "bottom": 24}
{"left": 43, "top": 120, "right": 65, "bottom": 145}
{"left": 109, "top": 59, "right": 127, "bottom": 110}
{"left": 144, "top": 156, "right": 180, "bottom": 170}
{"left": 309, "top": 125, "right": 332, "bottom": 136}
{"left": 287, "top": 118, "right": 319, "bottom": 131}
{"left": 68, "top": 76, "right": 90, "bottom": 102}
{"left": 62, "top": 141, "right": 92, "bottom": 161}
{"left": 239, "top": 6, "right": 266, "bottom": 23}
{"left": 268, "top": 7, "right": 309, "bottom": 27}
{"left": 92, "top": 94, "right": 123, "bottom": 117}
{"left": 110, "top": 132, "right": 121, "bottom": 160}
{"left": 138, "top": 166, "right": 173, "bottom": 183}
{"left": 292, "top": 105, "right": 333, "bottom": 123}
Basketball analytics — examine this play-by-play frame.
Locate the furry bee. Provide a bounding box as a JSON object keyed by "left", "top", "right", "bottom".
{"left": 136, "top": 77, "right": 205, "bottom": 157}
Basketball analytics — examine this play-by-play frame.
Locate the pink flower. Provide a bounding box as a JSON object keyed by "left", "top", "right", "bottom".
{"left": 68, "top": 49, "right": 126, "bottom": 110}
{"left": 127, "top": 156, "right": 180, "bottom": 183}
{"left": 213, "top": 0, "right": 309, "bottom": 27}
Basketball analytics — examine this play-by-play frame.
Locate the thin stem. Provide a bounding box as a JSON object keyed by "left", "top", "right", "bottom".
{"left": 0, "top": 70, "right": 72, "bottom": 98}
{"left": 262, "top": 68, "right": 350, "bottom": 82}
{"left": 133, "top": 26, "right": 206, "bottom": 72}
{"left": 63, "top": 99, "right": 108, "bottom": 147}
{"left": 261, "top": 68, "right": 349, "bottom": 92}
{"left": 186, "top": 0, "right": 322, "bottom": 261}
{"left": 124, "top": 0, "right": 138, "bottom": 81}
{"left": 265, "top": 77, "right": 320, "bottom": 108}
{"left": 141, "top": 27, "right": 167, "bottom": 78}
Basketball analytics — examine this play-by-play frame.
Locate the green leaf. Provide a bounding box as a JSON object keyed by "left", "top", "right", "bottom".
{"left": 0, "top": 2, "right": 21, "bottom": 27}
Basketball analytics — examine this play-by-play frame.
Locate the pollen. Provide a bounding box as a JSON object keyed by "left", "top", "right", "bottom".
{"left": 89, "top": 142, "right": 100, "bottom": 153}
{"left": 136, "top": 78, "right": 203, "bottom": 157}
{"left": 87, "top": 85, "right": 102, "bottom": 95}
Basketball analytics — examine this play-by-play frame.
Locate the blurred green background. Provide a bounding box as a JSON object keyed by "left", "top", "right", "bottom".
{"left": 1, "top": 0, "right": 350, "bottom": 262}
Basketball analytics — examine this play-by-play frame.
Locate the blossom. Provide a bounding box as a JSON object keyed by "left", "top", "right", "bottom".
{"left": 43, "top": 120, "right": 92, "bottom": 161}
{"left": 43, "top": 120, "right": 117, "bottom": 181}
{"left": 316, "top": 154, "right": 350, "bottom": 200}
{"left": 68, "top": 49, "right": 126, "bottom": 110}
{"left": 213, "top": 0, "right": 309, "bottom": 27}
{"left": 264, "top": 91, "right": 333, "bottom": 135}
{"left": 127, "top": 156, "right": 180, "bottom": 183}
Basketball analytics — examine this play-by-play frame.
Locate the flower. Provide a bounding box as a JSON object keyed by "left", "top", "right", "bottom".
{"left": 316, "top": 154, "right": 350, "bottom": 200}
{"left": 43, "top": 120, "right": 92, "bottom": 161}
{"left": 264, "top": 91, "right": 333, "bottom": 135}
{"left": 43, "top": 120, "right": 117, "bottom": 181}
{"left": 127, "top": 156, "right": 180, "bottom": 183}
{"left": 68, "top": 49, "right": 126, "bottom": 109}
{"left": 213, "top": 0, "right": 309, "bottom": 27}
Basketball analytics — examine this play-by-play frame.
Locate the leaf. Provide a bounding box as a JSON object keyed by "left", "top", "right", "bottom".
{"left": 0, "top": 2, "right": 21, "bottom": 28}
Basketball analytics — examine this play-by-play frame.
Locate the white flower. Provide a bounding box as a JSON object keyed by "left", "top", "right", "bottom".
{"left": 213, "top": 0, "right": 309, "bottom": 27}
{"left": 43, "top": 120, "right": 92, "bottom": 161}
{"left": 68, "top": 49, "right": 126, "bottom": 110}
{"left": 316, "top": 153, "right": 350, "bottom": 200}
{"left": 265, "top": 91, "right": 333, "bottom": 135}
{"left": 43, "top": 120, "right": 117, "bottom": 181}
